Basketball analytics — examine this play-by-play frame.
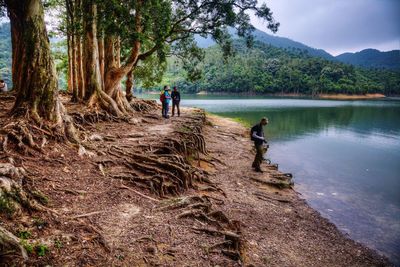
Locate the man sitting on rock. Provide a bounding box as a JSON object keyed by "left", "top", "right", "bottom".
{"left": 251, "top": 117, "right": 269, "bottom": 172}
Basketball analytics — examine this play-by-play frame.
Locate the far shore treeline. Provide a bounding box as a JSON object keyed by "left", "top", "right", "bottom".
{"left": 0, "top": 21, "right": 399, "bottom": 97}
{"left": 156, "top": 40, "right": 400, "bottom": 96}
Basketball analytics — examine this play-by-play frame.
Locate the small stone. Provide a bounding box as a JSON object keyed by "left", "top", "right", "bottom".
{"left": 89, "top": 134, "right": 103, "bottom": 141}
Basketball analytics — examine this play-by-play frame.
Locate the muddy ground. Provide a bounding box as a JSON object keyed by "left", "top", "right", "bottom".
{"left": 0, "top": 95, "right": 392, "bottom": 266}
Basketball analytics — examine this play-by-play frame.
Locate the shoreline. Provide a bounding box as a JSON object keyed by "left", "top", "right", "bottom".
{"left": 205, "top": 112, "right": 393, "bottom": 266}
{"left": 0, "top": 97, "right": 393, "bottom": 266}
{"left": 137, "top": 90, "right": 388, "bottom": 100}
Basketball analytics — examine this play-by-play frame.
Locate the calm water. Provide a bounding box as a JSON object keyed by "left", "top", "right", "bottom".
{"left": 140, "top": 94, "right": 400, "bottom": 264}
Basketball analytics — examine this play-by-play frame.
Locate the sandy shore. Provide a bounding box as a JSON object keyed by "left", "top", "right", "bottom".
{"left": 317, "top": 93, "right": 386, "bottom": 100}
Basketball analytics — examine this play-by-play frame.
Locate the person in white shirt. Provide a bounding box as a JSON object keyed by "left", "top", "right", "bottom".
{"left": 0, "top": 80, "right": 8, "bottom": 92}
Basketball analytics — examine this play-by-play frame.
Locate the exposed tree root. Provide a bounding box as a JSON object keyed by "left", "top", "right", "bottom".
{"left": 162, "top": 194, "right": 244, "bottom": 263}
{"left": 0, "top": 162, "right": 50, "bottom": 216}
{"left": 129, "top": 98, "right": 158, "bottom": 113}
{"left": 0, "top": 226, "right": 28, "bottom": 264}
{"left": 0, "top": 109, "right": 79, "bottom": 155}
{"left": 95, "top": 110, "right": 212, "bottom": 198}
{"left": 253, "top": 191, "right": 292, "bottom": 203}
{"left": 250, "top": 176, "right": 293, "bottom": 189}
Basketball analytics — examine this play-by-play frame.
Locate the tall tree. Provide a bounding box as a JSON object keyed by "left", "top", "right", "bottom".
{"left": 4, "top": 0, "right": 77, "bottom": 140}
{"left": 80, "top": 0, "right": 279, "bottom": 115}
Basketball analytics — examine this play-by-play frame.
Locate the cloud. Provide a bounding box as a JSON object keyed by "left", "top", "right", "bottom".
{"left": 252, "top": 0, "right": 400, "bottom": 55}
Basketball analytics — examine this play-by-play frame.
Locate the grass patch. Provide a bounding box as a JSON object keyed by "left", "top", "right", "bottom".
{"left": 35, "top": 244, "right": 48, "bottom": 257}
{"left": 31, "top": 190, "right": 49, "bottom": 205}
{"left": 0, "top": 194, "right": 16, "bottom": 218}
{"left": 17, "top": 229, "right": 32, "bottom": 240}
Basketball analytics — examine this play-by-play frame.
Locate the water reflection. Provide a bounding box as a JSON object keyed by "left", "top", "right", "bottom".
{"left": 179, "top": 97, "right": 400, "bottom": 265}
{"left": 139, "top": 94, "right": 400, "bottom": 264}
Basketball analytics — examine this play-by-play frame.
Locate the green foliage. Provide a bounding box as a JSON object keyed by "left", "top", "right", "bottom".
{"left": 17, "top": 229, "right": 32, "bottom": 240}
{"left": 31, "top": 190, "right": 49, "bottom": 205}
{"left": 0, "top": 22, "right": 11, "bottom": 86}
{"left": 54, "top": 239, "right": 63, "bottom": 249}
{"left": 35, "top": 243, "right": 49, "bottom": 257}
{"left": 152, "top": 40, "right": 400, "bottom": 95}
{"left": 0, "top": 193, "right": 16, "bottom": 218}
{"left": 20, "top": 240, "right": 34, "bottom": 254}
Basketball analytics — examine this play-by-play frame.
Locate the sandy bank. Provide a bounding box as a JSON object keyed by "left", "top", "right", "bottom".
{"left": 318, "top": 93, "right": 386, "bottom": 100}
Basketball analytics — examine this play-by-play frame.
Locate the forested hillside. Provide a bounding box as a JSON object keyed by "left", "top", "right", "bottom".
{"left": 157, "top": 40, "right": 400, "bottom": 96}
{"left": 1, "top": 21, "right": 399, "bottom": 96}
{"left": 336, "top": 49, "right": 400, "bottom": 70}
{"left": 195, "top": 28, "right": 335, "bottom": 60}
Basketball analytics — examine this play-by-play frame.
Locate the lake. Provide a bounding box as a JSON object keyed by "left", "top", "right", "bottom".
{"left": 139, "top": 94, "right": 400, "bottom": 265}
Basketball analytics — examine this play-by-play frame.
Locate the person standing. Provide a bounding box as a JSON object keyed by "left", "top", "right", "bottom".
{"left": 160, "top": 85, "right": 171, "bottom": 118}
{"left": 171, "top": 86, "right": 181, "bottom": 116}
{"left": 0, "top": 80, "right": 8, "bottom": 92}
{"left": 251, "top": 117, "right": 269, "bottom": 172}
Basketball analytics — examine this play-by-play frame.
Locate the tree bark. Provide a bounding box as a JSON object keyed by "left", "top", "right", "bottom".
{"left": 6, "top": 0, "right": 60, "bottom": 121}
{"left": 77, "top": 35, "right": 85, "bottom": 100}
{"left": 76, "top": 0, "right": 85, "bottom": 100}
{"left": 125, "top": 70, "right": 134, "bottom": 101}
{"left": 81, "top": 0, "right": 125, "bottom": 116}
{"left": 71, "top": 33, "right": 79, "bottom": 102}
{"left": 67, "top": 33, "right": 74, "bottom": 94}
{"left": 98, "top": 36, "right": 105, "bottom": 89}
{"left": 5, "top": 0, "right": 78, "bottom": 142}
{"left": 82, "top": 0, "right": 102, "bottom": 100}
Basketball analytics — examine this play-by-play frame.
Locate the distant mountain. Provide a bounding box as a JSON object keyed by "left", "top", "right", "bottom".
{"left": 251, "top": 29, "right": 335, "bottom": 60}
{"left": 336, "top": 49, "right": 400, "bottom": 70}
{"left": 194, "top": 28, "right": 335, "bottom": 60}
{"left": 195, "top": 28, "right": 400, "bottom": 70}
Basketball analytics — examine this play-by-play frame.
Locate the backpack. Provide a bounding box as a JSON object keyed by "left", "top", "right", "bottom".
{"left": 160, "top": 92, "right": 165, "bottom": 103}
{"left": 250, "top": 125, "right": 257, "bottom": 141}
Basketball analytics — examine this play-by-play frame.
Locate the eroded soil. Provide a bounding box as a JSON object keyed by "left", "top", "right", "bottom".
{"left": 0, "top": 95, "right": 392, "bottom": 266}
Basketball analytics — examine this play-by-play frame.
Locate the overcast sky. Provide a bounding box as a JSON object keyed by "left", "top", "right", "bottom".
{"left": 251, "top": 0, "right": 400, "bottom": 55}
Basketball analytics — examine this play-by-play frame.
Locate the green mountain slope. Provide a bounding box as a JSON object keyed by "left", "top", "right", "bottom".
{"left": 158, "top": 40, "right": 400, "bottom": 96}
{"left": 336, "top": 49, "right": 400, "bottom": 70}
{"left": 195, "top": 28, "right": 335, "bottom": 60}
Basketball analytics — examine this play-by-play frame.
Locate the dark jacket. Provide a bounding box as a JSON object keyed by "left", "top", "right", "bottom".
{"left": 171, "top": 91, "right": 181, "bottom": 102}
{"left": 251, "top": 123, "right": 265, "bottom": 146}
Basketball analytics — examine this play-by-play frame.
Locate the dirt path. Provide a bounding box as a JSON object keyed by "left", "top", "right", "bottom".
{"left": 0, "top": 97, "right": 392, "bottom": 266}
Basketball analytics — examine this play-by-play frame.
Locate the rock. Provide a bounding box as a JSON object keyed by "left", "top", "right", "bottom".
{"left": 78, "top": 145, "right": 96, "bottom": 158}
{"left": 0, "top": 163, "right": 26, "bottom": 179}
{"left": 89, "top": 134, "right": 103, "bottom": 141}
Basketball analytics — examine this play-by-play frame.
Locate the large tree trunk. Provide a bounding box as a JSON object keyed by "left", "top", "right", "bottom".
{"left": 5, "top": 0, "right": 78, "bottom": 141}
{"left": 99, "top": 2, "right": 143, "bottom": 115}
{"left": 80, "top": 0, "right": 146, "bottom": 117}
{"left": 75, "top": 0, "right": 85, "bottom": 100}
{"left": 82, "top": 0, "right": 125, "bottom": 116}
{"left": 125, "top": 70, "right": 134, "bottom": 102}
{"left": 7, "top": 0, "right": 60, "bottom": 121}
{"left": 67, "top": 33, "right": 74, "bottom": 94}
{"left": 98, "top": 36, "right": 105, "bottom": 89}
{"left": 82, "top": 0, "right": 102, "bottom": 100}
{"left": 77, "top": 35, "right": 85, "bottom": 100}
{"left": 71, "top": 34, "right": 79, "bottom": 102}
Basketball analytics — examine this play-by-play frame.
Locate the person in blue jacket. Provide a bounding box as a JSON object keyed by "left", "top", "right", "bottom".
{"left": 160, "top": 85, "right": 172, "bottom": 118}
